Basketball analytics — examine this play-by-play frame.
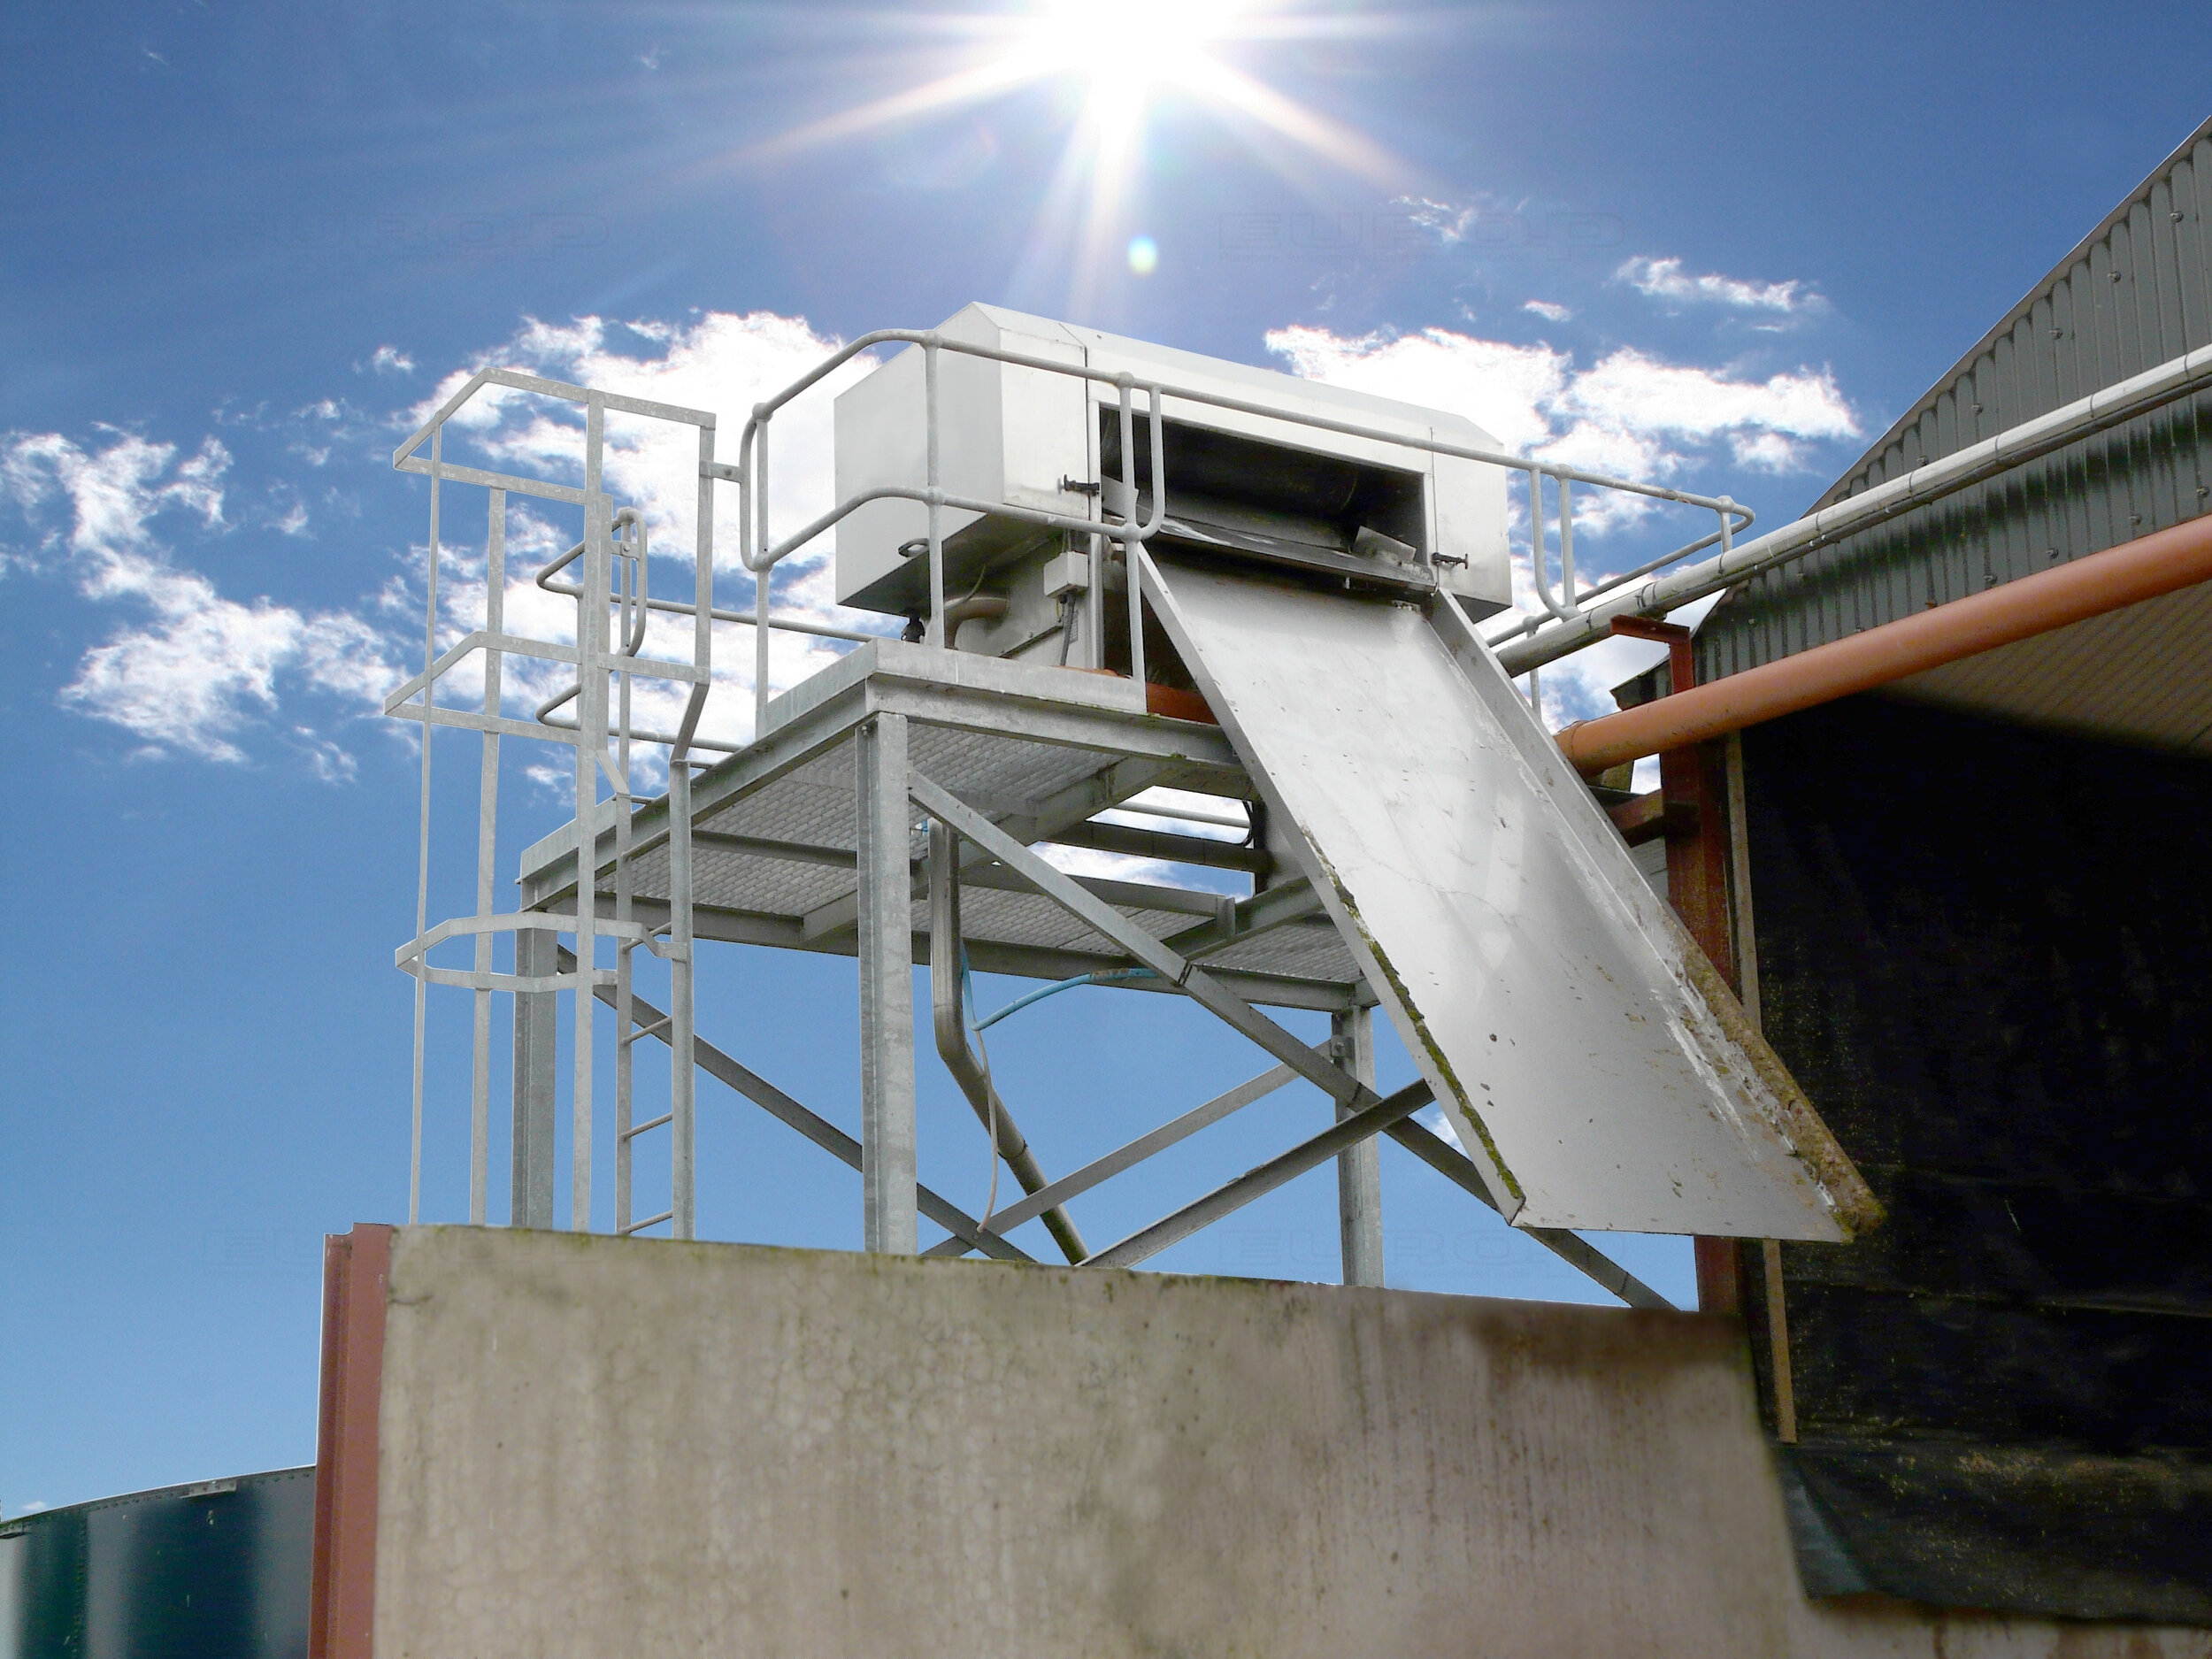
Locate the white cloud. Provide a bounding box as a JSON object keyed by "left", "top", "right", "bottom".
{"left": 365, "top": 345, "right": 416, "bottom": 375}
{"left": 1266, "top": 324, "right": 1857, "bottom": 731}
{"left": 1268, "top": 325, "right": 1569, "bottom": 456}
{"left": 1398, "top": 196, "right": 1483, "bottom": 245}
{"left": 396, "top": 310, "right": 900, "bottom": 750}
{"left": 1616, "top": 255, "right": 1823, "bottom": 316}
{"left": 294, "top": 727, "right": 359, "bottom": 783}
{"left": 1, "top": 430, "right": 399, "bottom": 766}
{"left": 1522, "top": 300, "right": 1572, "bottom": 324}
{"left": 1266, "top": 325, "right": 1857, "bottom": 495}
{"left": 1563, "top": 346, "right": 1857, "bottom": 448}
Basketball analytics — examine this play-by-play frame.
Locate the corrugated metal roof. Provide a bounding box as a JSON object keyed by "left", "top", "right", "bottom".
{"left": 1890, "top": 577, "right": 2212, "bottom": 754}
{"left": 1697, "top": 114, "right": 2212, "bottom": 696}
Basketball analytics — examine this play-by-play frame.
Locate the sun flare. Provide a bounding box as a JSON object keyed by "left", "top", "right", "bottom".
{"left": 734, "top": 2, "right": 1415, "bottom": 311}
{"left": 1015, "top": 0, "right": 1248, "bottom": 117}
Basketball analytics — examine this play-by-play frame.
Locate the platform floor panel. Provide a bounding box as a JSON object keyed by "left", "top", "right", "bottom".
{"left": 521, "top": 645, "right": 1363, "bottom": 1002}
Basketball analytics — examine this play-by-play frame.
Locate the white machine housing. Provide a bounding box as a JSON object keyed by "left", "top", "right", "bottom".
{"left": 833, "top": 304, "right": 1513, "bottom": 628}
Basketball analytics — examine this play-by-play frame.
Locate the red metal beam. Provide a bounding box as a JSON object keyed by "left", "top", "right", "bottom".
{"left": 309, "top": 1224, "right": 391, "bottom": 1659}
{"left": 1605, "top": 620, "right": 1746, "bottom": 1318}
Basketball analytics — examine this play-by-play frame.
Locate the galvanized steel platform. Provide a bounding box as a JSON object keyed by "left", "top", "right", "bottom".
{"left": 517, "top": 641, "right": 1365, "bottom": 1012}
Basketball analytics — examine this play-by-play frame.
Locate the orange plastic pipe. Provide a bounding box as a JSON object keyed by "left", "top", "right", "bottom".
{"left": 1555, "top": 512, "right": 2212, "bottom": 774}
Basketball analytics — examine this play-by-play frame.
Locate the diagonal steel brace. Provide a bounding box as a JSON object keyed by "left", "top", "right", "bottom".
{"left": 908, "top": 773, "right": 1375, "bottom": 1113}
{"left": 574, "top": 952, "right": 1032, "bottom": 1263}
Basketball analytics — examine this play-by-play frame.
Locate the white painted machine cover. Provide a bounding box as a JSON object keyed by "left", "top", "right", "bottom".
{"left": 1142, "top": 553, "right": 1879, "bottom": 1242}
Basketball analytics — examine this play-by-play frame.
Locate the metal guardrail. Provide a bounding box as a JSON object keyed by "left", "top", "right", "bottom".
{"left": 1494, "top": 341, "right": 2212, "bottom": 676}
{"left": 715, "top": 327, "right": 1755, "bottom": 728}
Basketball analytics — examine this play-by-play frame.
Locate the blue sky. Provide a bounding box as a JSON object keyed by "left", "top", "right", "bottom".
{"left": 5, "top": 0, "right": 2208, "bottom": 1515}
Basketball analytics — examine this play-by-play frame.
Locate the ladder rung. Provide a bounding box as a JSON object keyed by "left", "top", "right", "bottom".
{"left": 618, "top": 1015, "right": 672, "bottom": 1045}
{"left": 620, "top": 1111, "right": 673, "bottom": 1141}
{"left": 618, "top": 1209, "right": 673, "bottom": 1236}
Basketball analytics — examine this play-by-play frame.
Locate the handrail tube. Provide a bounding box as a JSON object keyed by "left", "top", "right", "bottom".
{"left": 1528, "top": 472, "right": 1570, "bottom": 621}
{"left": 741, "top": 390, "right": 1163, "bottom": 725}
{"left": 541, "top": 552, "right": 880, "bottom": 643}
{"left": 1528, "top": 518, "right": 1732, "bottom": 624}
{"left": 1499, "top": 340, "right": 2212, "bottom": 675}
{"left": 731, "top": 328, "right": 1734, "bottom": 579}
{"left": 639, "top": 594, "right": 881, "bottom": 642}
{"left": 394, "top": 366, "right": 714, "bottom": 467}
{"left": 380, "top": 629, "right": 585, "bottom": 716}
{"left": 396, "top": 455, "right": 592, "bottom": 508}
{"left": 616, "top": 509, "right": 649, "bottom": 657}
{"left": 534, "top": 681, "right": 581, "bottom": 724}
{"left": 1558, "top": 477, "right": 1577, "bottom": 608}
{"left": 924, "top": 336, "right": 942, "bottom": 648}
{"left": 742, "top": 435, "right": 1175, "bottom": 568}
{"left": 1555, "top": 509, "right": 2212, "bottom": 772}
{"left": 533, "top": 703, "right": 741, "bottom": 754}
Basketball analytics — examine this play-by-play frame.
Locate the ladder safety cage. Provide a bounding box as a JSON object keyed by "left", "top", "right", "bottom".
{"left": 385, "top": 368, "right": 754, "bottom": 1242}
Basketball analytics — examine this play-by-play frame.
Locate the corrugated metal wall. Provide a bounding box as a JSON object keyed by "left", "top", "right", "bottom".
{"left": 1698, "top": 116, "right": 2212, "bottom": 682}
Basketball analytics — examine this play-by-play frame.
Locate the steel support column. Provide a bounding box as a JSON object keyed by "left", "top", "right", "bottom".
{"left": 1331, "top": 1004, "right": 1384, "bottom": 1287}
{"left": 511, "top": 926, "right": 558, "bottom": 1229}
{"left": 856, "top": 713, "right": 918, "bottom": 1254}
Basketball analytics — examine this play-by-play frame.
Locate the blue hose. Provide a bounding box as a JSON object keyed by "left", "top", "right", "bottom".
{"left": 972, "top": 967, "right": 1160, "bottom": 1032}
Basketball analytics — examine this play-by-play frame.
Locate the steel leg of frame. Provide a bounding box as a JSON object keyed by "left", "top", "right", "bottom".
{"left": 511, "top": 926, "right": 559, "bottom": 1229}
{"left": 469, "top": 488, "right": 505, "bottom": 1228}
{"left": 1331, "top": 1005, "right": 1385, "bottom": 1287}
{"left": 668, "top": 761, "right": 697, "bottom": 1240}
{"left": 856, "top": 714, "right": 918, "bottom": 1254}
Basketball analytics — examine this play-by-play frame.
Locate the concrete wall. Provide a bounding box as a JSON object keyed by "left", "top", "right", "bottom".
{"left": 353, "top": 1227, "right": 2209, "bottom": 1658}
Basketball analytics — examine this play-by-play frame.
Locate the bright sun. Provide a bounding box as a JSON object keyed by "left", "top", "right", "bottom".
{"left": 737, "top": 1, "right": 1411, "bottom": 310}
{"left": 1017, "top": 0, "right": 1247, "bottom": 113}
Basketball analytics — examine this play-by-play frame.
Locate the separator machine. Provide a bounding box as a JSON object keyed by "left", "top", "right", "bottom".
{"left": 388, "top": 303, "right": 1878, "bottom": 1301}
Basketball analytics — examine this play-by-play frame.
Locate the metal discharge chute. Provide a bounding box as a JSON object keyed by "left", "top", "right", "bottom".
{"left": 1139, "top": 551, "right": 1875, "bottom": 1240}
